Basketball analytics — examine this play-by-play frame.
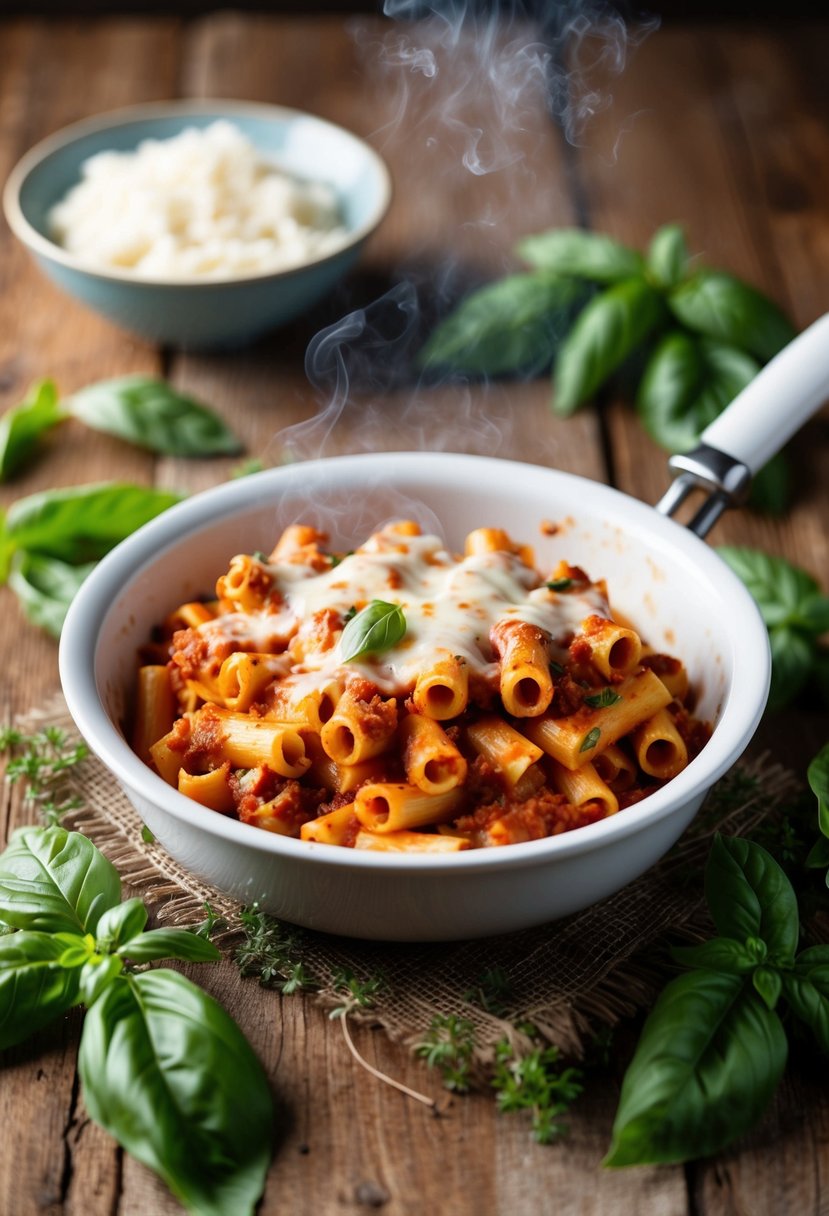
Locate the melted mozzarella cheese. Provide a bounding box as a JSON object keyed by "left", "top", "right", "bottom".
{"left": 204, "top": 528, "right": 609, "bottom": 696}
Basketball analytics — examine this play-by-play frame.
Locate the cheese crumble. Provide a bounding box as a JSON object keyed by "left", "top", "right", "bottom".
{"left": 48, "top": 120, "right": 348, "bottom": 278}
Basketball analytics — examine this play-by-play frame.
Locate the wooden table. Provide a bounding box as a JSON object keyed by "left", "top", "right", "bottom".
{"left": 1, "top": 13, "right": 828, "bottom": 1215}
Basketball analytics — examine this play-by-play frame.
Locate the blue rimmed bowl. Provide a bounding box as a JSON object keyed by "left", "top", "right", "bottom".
{"left": 3, "top": 100, "right": 392, "bottom": 349}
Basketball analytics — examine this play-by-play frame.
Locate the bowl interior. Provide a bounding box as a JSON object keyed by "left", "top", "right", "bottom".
{"left": 16, "top": 104, "right": 389, "bottom": 252}
{"left": 87, "top": 455, "right": 763, "bottom": 767}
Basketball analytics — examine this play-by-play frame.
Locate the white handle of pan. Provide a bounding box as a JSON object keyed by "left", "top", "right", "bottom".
{"left": 657, "top": 311, "right": 829, "bottom": 537}
{"left": 702, "top": 310, "right": 829, "bottom": 472}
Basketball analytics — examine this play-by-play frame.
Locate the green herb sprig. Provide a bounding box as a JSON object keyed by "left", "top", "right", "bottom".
{"left": 0, "top": 726, "right": 88, "bottom": 826}
{"left": 420, "top": 224, "right": 795, "bottom": 514}
{"left": 0, "top": 824, "right": 273, "bottom": 1215}
{"left": 0, "top": 376, "right": 242, "bottom": 480}
{"left": 606, "top": 811, "right": 829, "bottom": 1166}
{"left": 493, "top": 1038, "right": 584, "bottom": 1145}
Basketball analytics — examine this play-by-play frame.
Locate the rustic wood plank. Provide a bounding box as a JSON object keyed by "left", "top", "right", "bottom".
{"left": 0, "top": 19, "right": 182, "bottom": 1216}
{"left": 0, "top": 17, "right": 180, "bottom": 741}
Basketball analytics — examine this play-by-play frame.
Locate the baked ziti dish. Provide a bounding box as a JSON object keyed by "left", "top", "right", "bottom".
{"left": 133, "top": 521, "right": 710, "bottom": 851}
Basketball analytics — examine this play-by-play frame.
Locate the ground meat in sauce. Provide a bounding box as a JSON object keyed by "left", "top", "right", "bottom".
{"left": 454, "top": 788, "right": 606, "bottom": 846}
{"left": 237, "top": 779, "right": 326, "bottom": 830}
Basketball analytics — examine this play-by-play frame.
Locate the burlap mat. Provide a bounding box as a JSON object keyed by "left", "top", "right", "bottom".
{"left": 13, "top": 695, "right": 802, "bottom": 1064}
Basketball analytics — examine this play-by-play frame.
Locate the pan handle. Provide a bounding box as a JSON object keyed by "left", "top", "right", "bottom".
{"left": 656, "top": 311, "right": 829, "bottom": 537}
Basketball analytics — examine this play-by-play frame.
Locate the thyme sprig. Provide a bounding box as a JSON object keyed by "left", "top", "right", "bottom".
{"left": 0, "top": 725, "right": 88, "bottom": 826}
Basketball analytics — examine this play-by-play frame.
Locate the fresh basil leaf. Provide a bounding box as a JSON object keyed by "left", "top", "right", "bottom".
{"left": 752, "top": 967, "right": 782, "bottom": 1011}
{"left": 58, "top": 934, "right": 96, "bottom": 969}
{"left": 646, "top": 224, "right": 689, "bottom": 290}
{"left": 419, "top": 274, "right": 583, "bottom": 376}
{"left": 0, "top": 930, "right": 81, "bottom": 1049}
{"left": 3, "top": 482, "right": 181, "bottom": 568}
{"left": 546, "top": 578, "right": 573, "bottom": 591}
{"left": 768, "top": 626, "right": 813, "bottom": 710}
{"left": 553, "top": 278, "right": 665, "bottom": 416}
{"left": 516, "top": 229, "right": 643, "bottom": 282}
{"left": 705, "top": 835, "right": 799, "bottom": 963}
{"left": 0, "top": 826, "right": 120, "bottom": 936}
{"left": 805, "top": 835, "right": 829, "bottom": 871}
{"left": 580, "top": 727, "right": 601, "bottom": 753}
{"left": 79, "top": 955, "right": 124, "bottom": 1006}
{"left": 117, "top": 928, "right": 221, "bottom": 964}
{"left": 637, "top": 332, "right": 759, "bottom": 454}
{"left": 748, "top": 452, "right": 791, "bottom": 516}
{"left": 583, "top": 688, "right": 622, "bottom": 709}
{"left": 809, "top": 744, "right": 829, "bottom": 840}
{"left": 80, "top": 970, "right": 273, "bottom": 1216}
{"left": 95, "top": 898, "right": 148, "bottom": 953}
{"left": 0, "top": 380, "right": 65, "bottom": 482}
{"left": 668, "top": 270, "right": 796, "bottom": 362}
{"left": 69, "top": 376, "right": 242, "bottom": 458}
{"left": 8, "top": 551, "right": 96, "bottom": 638}
{"left": 783, "top": 946, "right": 829, "bottom": 1054}
{"left": 716, "top": 546, "right": 829, "bottom": 632}
{"left": 605, "top": 971, "right": 786, "bottom": 1166}
{"left": 671, "top": 937, "right": 755, "bottom": 974}
{"left": 341, "top": 600, "right": 406, "bottom": 662}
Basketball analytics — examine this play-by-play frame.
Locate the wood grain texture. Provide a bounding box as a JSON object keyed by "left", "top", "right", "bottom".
{"left": 0, "top": 13, "right": 826, "bottom": 1216}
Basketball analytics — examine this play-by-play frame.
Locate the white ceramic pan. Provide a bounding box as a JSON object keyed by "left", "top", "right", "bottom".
{"left": 59, "top": 314, "right": 829, "bottom": 941}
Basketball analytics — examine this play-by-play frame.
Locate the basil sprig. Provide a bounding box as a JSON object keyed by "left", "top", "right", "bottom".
{"left": 0, "top": 376, "right": 242, "bottom": 481}
{"left": 717, "top": 546, "right": 829, "bottom": 710}
{"left": 340, "top": 600, "right": 407, "bottom": 662}
{"left": 606, "top": 829, "right": 829, "bottom": 1166}
{"left": 0, "top": 482, "right": 182, "bottom": 636}
{"left": 420, "top": 224, "right": 795, "bottom": 513}
{"left": 0, "top": 824, "right": 273, "bottom": 1215}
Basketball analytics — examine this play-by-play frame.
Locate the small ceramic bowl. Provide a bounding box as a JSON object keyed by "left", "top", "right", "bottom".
{"left": 3, "top": 100, "right": 392, "bottom": 348}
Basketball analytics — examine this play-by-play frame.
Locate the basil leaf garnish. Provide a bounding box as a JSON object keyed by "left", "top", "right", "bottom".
{"left": 604, "top": 971, "right": 787, "bottom": 1166}
{"left": 645, "top": 224, "right": 689, "bottom": 291}
{"left": 783, "top": 946, "right": 829, "bottom": 1053}
{"left": 579, "top": 727, "right": 601, "bottom": 753}
{"left": 668, "top": 270, "right": 795, "bottom": 362}
{"left": 117, "top": 928, "right": 221, "bottom": 964}
{"left": 705, "top": 835, "right": 799, "bottom": 964}
{"left": 809, "top": 745, "right": 829, "bottom": 842}
{"left": 717, "top": 547, "right": 829, "bottom": 710}
{"left": 3, "top": 482, "right": 181, "bottom": 568}
{"left": 546, "top": 577, "right": 573, "bottom": 592}
{"left": 0, "top": 380, "right": 64, "bottom": 482}
{"left": 583, "top": 688, "right": 622, "bottom": 709}
{"left": 419, "top": 273, "right": 583, "bottom": 376}
{"left": 0, "top": 825, "right": 121, "bottom": 936}
{"left": 637, "top": 332, "right": 759, "bottom": 454}
{"left": 516, "top": 229, "right": 644, "bottom": 282}
{"left": 553, "top": 278, "right": 665, "bottom": 416}
{"left": 670, "top": 937, "right": 756, "bottom": 975}
{"left": 8, "top": 552, "right": 96, "bottom": 638}
{"left": 340, "top": 600, "right": 406, "bottom": 662}
{"left": 80, "top": 970, "right": 273, "bottom": 1216}
{"left": 69, "top": 376, "right": 243, "bottom": 458}
{"left": 0, "top": 930, "right": 81, "bottom": 1049}
{"left": 95, "top": 898, "right": 148, "bottom": 953}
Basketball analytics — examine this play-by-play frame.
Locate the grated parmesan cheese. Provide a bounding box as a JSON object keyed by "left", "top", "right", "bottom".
{"left": 48, "top": 120, "right": 349, "bottom": 279}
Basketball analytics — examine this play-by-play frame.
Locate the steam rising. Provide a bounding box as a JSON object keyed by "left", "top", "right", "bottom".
{"left": 274, "top": 0, "right": 658, "bottom": 477}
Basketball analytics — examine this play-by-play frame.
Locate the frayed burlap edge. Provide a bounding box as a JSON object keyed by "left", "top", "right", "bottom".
{"left": 13, "top": 693, "right": 803, "bottom": 1065}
